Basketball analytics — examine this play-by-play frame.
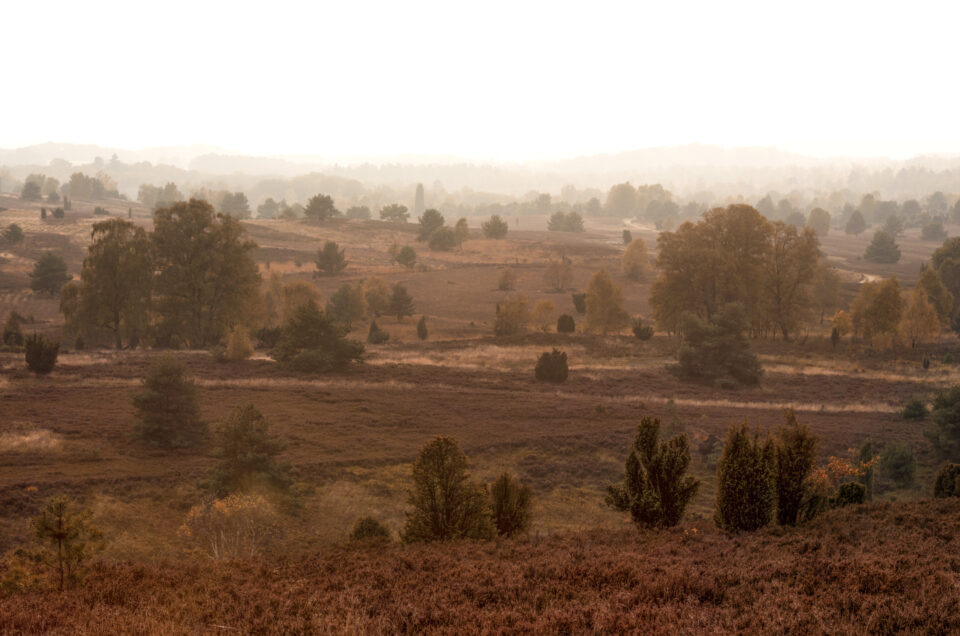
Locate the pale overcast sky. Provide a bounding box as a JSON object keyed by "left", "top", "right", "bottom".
{"left": 4, "top": 0, "right": 958, "bottom": 161}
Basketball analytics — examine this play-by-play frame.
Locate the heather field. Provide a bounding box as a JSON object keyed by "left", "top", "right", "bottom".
{"left": 2, "top": 500, "right": 959, "bottom": 634}
{"left": 2, "top": 195, "right": 960, "bottom": 633}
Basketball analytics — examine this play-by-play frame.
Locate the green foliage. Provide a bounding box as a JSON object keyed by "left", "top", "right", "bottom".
{"left": 864, "top": 230, "right": 901, "bottom": 264}
{"left": 152, "top": 199, "right": 260, "bottom": 348}
{"left": 388, "top": 283, "right": 415, "bottom": 321}
{"left": 315, "top": 241, "right": 347, "bottom": 275}
{"left": 714, "top": 425, "right": 775, "bottom": 532}
{"left": 428, "top": 226, "right": 457, "bottom": 251}
{"left": 208, "top": 404, "right": 292, "bottom": 497}
{"left": 345, "top": 205, "right": 371, "bottom": 219}
{"left": 921, "top": 219, "right": 947, "bottom": 241}
{"left": 29, "top": 252, "right": 71, "bottom": 295}
{"left": 379, "top": 203, "right": 409, "bottom": 223}
{"left": 416, "top": 315, "right": 428, "bottom": 340}
{"left": 350, "top": 517, "right": 392, "bottom": 542}
{"left": 845, "top": 210, "right": 867, "bottom": 235}
{"left": 631, "top": 317, "right": 654, "bottom": 340}
{"left": 556, "top": 313, "right": 576, "bottom": 333}
{"left": 303, "top": 194, "right": 339, "bottom": 222}
{"left": 534, "top": 348, "right": 568, "bottom": 382}
{"left": 24, "top": 333, "right": 58, "bottom": 375}
{"left": 571, "top": 292, "right": 587, "bottom": 314}
{"left": 833, "top": 482, "right": 866, "bottom": 507}
{"left": 481, "top": 214, "right": 509, "bottom": 239}
{"left": 547, "top": 211, "right": 584, "bottom": 232}
{"left": 326, "top": 284, "right": 366, "bottom": 328}
{"left": 490, "top": 472, "right": 532, "bottom": 537}
{"left": 902, "top": 398, "right": 927, "bottom": 420}
{"left": 933, "top": 463, "right": 960, "bottom": 498}
{"left": 2, "top": 312, "right": 23, "bottom": 347}
{"left": 927, "top": 386, "right": 960, "bottom": 460}
{"left": 72, "top": 219, "right": 153, "bottom": 349}
{"left": 401, "top": 437, "right": 494, "bottom": 543}
{"left": 395, "top": 245, "right": 417, "bottom": 269}
{"left": 20, "top": 180, "right": 42, "bottom": 200}
{"left": 367, "top": 320, "right": 389, "bottom": 344}
{"left": 132, "top": 357, "right": 205, "bottom": 448}
{"left": 676, "top": 303, "right": 762, "bottom": 387}
{"left": 52, "top": 207, "right": 65, "bottom": 219}
{"left": 606, "top": 417, "right": 700, "bottom": 528}
{"left": 2, "top": 223, "right": 24, "bottom": 244}
{"left": 30, "top": 496, "right": 103, "bottom": 591}
{"left": 880, "top": 443, "right": 916, "bottom": 488}
{"left": 773, "top": 410, "right": 818, "bottom": 526}
{"left": 417, "top": 209, "right": 445, "bottom": 241}
{"left": 271, "top": 301, "right": 364, "bottom": 373}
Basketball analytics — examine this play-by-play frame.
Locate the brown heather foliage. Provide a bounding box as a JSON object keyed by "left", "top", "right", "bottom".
{"left": 2, "top": 500, "right": 960, "bottom": 634}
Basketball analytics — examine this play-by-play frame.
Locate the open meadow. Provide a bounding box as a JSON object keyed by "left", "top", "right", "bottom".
{"left": 2, "top": 195, "right": 960, "bottom": 632}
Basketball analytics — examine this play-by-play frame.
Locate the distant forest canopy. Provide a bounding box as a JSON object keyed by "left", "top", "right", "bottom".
{"left": 2, "top": 143, "right": 960, "bottom": 223}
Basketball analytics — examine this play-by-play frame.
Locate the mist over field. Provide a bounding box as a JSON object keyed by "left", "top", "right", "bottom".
{"left": 3, "top": 1, "right": 960, "bottom": 633}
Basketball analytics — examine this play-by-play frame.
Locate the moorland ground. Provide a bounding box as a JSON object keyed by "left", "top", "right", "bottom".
{"left": 1, "top": 195, "right": 958, "bottom": 631}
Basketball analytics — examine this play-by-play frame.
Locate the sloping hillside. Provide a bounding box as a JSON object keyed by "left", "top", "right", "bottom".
{"left": 2, "top": 499, "right": 959, "bottom": 634}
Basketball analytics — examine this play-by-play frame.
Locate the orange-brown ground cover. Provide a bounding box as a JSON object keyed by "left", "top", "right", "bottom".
{"left": 2, "top": 499, "right": 959, "bottom": 634}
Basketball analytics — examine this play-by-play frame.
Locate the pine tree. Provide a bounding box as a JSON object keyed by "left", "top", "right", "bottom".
{"left": 401, "top": 437, "right": 494, "bottom": 542}
{"left": 132, "top": 357, "right": 205, "bottom": 448}
{"left": 714, "top": 425, "right": 775, "bottom": 532}
{"left": 606, "top": 417, "right": 700, "bottom": 527}
{"left": 774, "top": 410, "right": 818, "bottom": 525}
{"left": 208, "top": 404, "right": 292, "bottom": 497}
{"left": 31, "top": 496, "right": 103, "bottom": 591}
{"left": 389, "top": 283, "right": 415, "bottom": 321}
{"left": 490, "top": 472, "right": 532, "bottom": 537}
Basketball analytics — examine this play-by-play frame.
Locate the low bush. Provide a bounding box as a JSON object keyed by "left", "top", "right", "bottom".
{"left": 631, "top": 317, "right": 653, "bottom": 340}
{"left": 933, "top": 463, "right": 960, "bottom": 498}
{"left": 556, "top": 314, "right": 576, "bottom": 333}
{"left": 880, "top": 443, "right": 917, "bottom": 488}
{"left": 902, "top": 398, "right": 927, "bottom": 420}
{"left": 350, "top": 517, "right": 392, "bottom": 542}
{"left": 833, "top": 482, "right": 866, "bottom": 507}
{"left": 535, "top": 349, "right": 568, "bottom": 382}
{"left": 24, "top": 333, "right": 58, "bottom": 374}
{"left": 367, "top": 321, "right": 390, "bottom": 344}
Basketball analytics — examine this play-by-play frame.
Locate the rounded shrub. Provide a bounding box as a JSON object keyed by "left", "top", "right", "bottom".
{"left": 367, "top": 320, "right": 390, "bottom": 344}
{"left": 556, "top": 314, "right": 576, "bottom": 333}
{"left": 833, "top": 481, "right": 866, "bottom": 507}
{"left": 901, "top": 398, "right": 927, "bottom": 420}
{"left": 880, "top": 443, "right": 917, "bottom": 488}
{"left": 933, "top": 463, "right": 960, "bottom": 498}
{"left": 25, "top": 333, "right": 58, "bottom": 375}
{"left": 350, "top": 516, "right": 392, "bottom": 542}
{"left": 535, "top": 349, "right": 568, "bottom": 382}
{"left": 631, "top": 318, "right": 654, "bottom": 340}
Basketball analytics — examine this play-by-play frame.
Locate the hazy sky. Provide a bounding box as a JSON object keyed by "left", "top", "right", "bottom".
{"left": 5, "top": 0, "right": 959, "bottom": 161}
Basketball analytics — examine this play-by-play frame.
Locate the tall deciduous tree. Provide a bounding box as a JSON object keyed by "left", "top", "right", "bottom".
{"left": 621, "top": 238, "right": 650, "bottom": 281}
{"left": 806, "top": 207, "right": 831, "bottom": 237}
{"left": 74, "top": 219, "right": 152, "bottom": 349}
{"left": 851, "top": 277, "right": 903, "bottom": 345}
{"left": 584, "top": 268, "right": 629, "bottom": 334}
{"left": 762, "top": 224, "right": 820, "bottom": 341}
{"left": 152, "top": 199, "right": 261, "bottom": 348}
{"left": 899, "top": 288, "right": 940, "bottom": 347}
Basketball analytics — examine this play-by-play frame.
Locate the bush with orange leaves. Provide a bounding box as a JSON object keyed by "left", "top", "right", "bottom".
{"left": 801, "top": 453, "right": 879, "bottom": 521}
{"left": 178, "top": 494, "right": 280, "bottom": 560}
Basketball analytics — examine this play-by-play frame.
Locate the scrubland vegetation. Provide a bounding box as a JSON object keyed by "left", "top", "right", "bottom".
{"left": 4, "top": 166, "right": 960, "bottom": 632}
